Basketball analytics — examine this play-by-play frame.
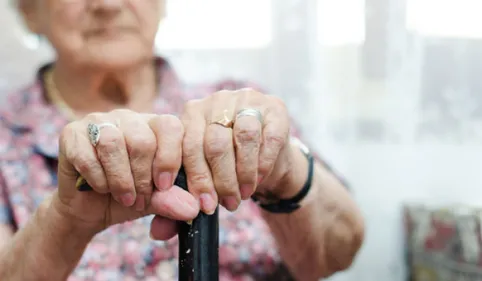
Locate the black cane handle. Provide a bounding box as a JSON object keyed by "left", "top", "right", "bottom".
{"left": 77, "top": 167, "right": 220, "bottom": 281}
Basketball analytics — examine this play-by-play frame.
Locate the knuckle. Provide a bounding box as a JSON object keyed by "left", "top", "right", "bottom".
{"left": 236, "top": 163, "right": 256, "bottom": 179}
{"left": 182, "top": 134, "right": 202, "bottom": 157}
{"left": 204, "top": 135, "right": 230, "bottom": 158}
{"left": 244, "top": 88, "right": 261, "bottom": 97}
{"left": 155, "top": 150, "right": 181, "bottom": 171}
{"left": 238, "top": 88, "right": 263, "bottom": 100}
{"left": 59, "top": 122, "right": 77, "bottom": 152}
{"left": 129, "top": 134, "right": 156, "bottom": 155}
{"left": 111, "top": 108, "right": 133, "bottom": 116}
{"left": 188, "top": 172, "right": 213, "bottom": 193}
{"left": 133, "top": 177, "right": 153, "bottom": 193}
{"left": 183, "top": 99, "right": 203, "bottom": 114}
{"left": 237, "top": 87, "right": 252, "bottom": 93}
{"left": 85, "top": 112, "right": 104, "bottom": 121}
{"left": 268, "top": 96, "right": 288, "bottom": 117}
{"left": 264, "top": 132, "right": 286, "bottom": 150}
{"left": 61, "top": 121, "right": 77, "bottom": 136}
{"left": 129, "top": 151, "right": 150, "bottom": 168}
{"left": 236, "top": 124, "right": 260, "bottom": 144}
{"left": 211, "top": 90, "right": 230, "bottom": 99}
{"left": 97, "top": 133, "right": 123, "bottom": 155}
{"left": 74, "top": 154, "right": 99, "bottom": 175}
{"left": 190, "top": 172, "right": 211, "bottom": 185}
{"left": 240, "top": 87, "right": 255, "bottom": 92}
{"left": 182, "top": 154, "right": 198, "bottom": 171}
{"left": 269, "top": 95, "right": 286, "bottom": 108}
{"left": 159, "top": 114, "right": 184, "bottom": 135}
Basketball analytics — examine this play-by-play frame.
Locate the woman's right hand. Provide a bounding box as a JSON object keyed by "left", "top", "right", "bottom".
{"left": 52, "top": 110, "right": 200, "bottom": 239}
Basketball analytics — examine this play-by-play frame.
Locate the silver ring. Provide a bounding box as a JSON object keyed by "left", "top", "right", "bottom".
{"left": 87, "top": 122, "right": 118, "bottom": 147}
{"left": 235, "top": 108, "right": 263, "bottom": 124}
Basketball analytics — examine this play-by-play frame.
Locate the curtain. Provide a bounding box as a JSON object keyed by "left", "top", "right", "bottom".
{"left": 2, "top": 1, "right": 482, "bottom": 280}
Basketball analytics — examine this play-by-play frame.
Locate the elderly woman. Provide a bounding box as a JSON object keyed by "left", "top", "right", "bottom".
{"left": 0, "top": 1, "right": 364, "bottom": 280}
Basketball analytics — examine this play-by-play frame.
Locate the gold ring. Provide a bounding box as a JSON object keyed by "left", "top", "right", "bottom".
{"left": 76, "top": 176, "right": 91, "bottom": 191}
{"left": 211, "top": 110, "right": 234, "bottom": 128}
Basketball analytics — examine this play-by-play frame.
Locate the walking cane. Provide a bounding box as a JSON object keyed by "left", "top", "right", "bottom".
{"left": 175, "top": 166, "right": 219, "bottom": 281}
{"left": 77, "top": 167, "right": 219, "bottom": 281}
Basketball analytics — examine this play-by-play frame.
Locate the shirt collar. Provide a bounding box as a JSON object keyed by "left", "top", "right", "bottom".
{"left": 1, "top": 57, "right": 184, "bottom": 158}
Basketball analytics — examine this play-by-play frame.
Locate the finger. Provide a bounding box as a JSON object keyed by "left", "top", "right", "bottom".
{"left": 121, "top": 117, "right": 157, "bottom": 212}
{"left": 58, "top": 121, "right": 108, "bottom": 198}
{"left": 204, "top": 95, "right": 240, "bottom": 211}
{"left": 149, "top": 215, "right": 178, "bottom": 241}
{"left": 93, "top": 119, "right": 136, "bottom": 207}
{"left": 182, "top": 100, "right": 217, "bottom": 215}
{"left": 204, "top": 124, "right": 240, "bottom": 211}
{"left": 149, "top": 114, "right": 184, "bottom": 191}
{"left": 258, "top": 97, "right": 290, "bottom": 183}
{"left": 232, "top": 110, "right": 262, "bottom": 200}
{"left": 147, "top": 185, "right": 200, "bottom": 221}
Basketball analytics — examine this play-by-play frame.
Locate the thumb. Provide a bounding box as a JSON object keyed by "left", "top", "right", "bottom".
{"left": 150, "top": 215, "right": 178, "bottom": 240}
{"left": 57, "top": 150, "right": 80, "bottom": 201}
{"left": 146, "top": 185, "right": 200, "bottom": 221}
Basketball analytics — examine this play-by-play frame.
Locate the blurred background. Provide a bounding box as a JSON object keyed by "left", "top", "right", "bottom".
{"left": 2, "top": 0, "right": 482, "bottom": 280}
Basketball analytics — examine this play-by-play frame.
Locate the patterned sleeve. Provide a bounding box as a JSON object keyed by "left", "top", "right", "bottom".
{"left": 211, "top": 79, "right": 351, "bottom": 190}
{"left": 0, "top": 119, "right": 14, "bottom": 225}
{"left": 0, "top": 174, "right": 13, "bottom": 225}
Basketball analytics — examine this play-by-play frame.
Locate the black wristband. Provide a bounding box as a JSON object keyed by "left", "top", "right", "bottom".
{"left": 252, "top": 148, "right": 314, "bottom": 214}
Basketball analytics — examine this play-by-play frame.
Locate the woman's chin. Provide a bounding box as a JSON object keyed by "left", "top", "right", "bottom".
{"left": 87, "top": 53, "right": 152, "bottom": 71}
{"left": 72, "top": 43, "right": 153, "bottom": 70}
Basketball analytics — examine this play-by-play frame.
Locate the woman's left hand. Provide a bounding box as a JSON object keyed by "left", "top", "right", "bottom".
{"left": 180, "top": 88, "right": 294, "bottom": 214}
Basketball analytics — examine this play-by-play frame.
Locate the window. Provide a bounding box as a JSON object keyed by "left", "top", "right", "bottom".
{"left": 155, "top": 0, "right": 272, "bottom": 50}
{"left": 317, "top": 0, "right": 366, "bottom": 46}
{"left": 406, "top": 0, "right": 482, "bottom": 38}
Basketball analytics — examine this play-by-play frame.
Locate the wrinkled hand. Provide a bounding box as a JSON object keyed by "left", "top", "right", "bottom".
{"left": 54, "top": 110, "right": 200, "bottom": 240}
{"left": 181, "top": 88, "right": 293, "bottom": 214}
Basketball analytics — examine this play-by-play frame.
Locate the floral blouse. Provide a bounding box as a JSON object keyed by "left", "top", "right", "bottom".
{"left": 0, "top": 58, "right": 296, "bottom": 281}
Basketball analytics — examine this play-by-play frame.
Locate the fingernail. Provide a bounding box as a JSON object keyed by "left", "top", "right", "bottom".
{"left": 157, "top": 172, "right": 173, "bottom": 190}
{"left": 119, "top": 193, "right": 136, "bottom": 207}
{"left": 240, "top": 184, "right": 253, "bottom": 200}
{"left": 135, "top": 194, "right": 145, "bottom": 211}
{"left": 257, "top": 175, "right": 264, "bottom": 185}
{"left": 200, "top": 193, "right": 217, "bottom": 215}
{"left": 222, "top": 196, "right": 239, "bottom": 212}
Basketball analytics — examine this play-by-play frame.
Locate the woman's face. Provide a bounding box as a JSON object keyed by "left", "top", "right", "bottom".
{"left": 21, "top": 0, "right": 165, "bottom": 70}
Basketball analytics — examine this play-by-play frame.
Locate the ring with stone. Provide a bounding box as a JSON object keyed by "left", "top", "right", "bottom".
{"left": 87, "top": 122, "right": 118, "bottom": 147}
